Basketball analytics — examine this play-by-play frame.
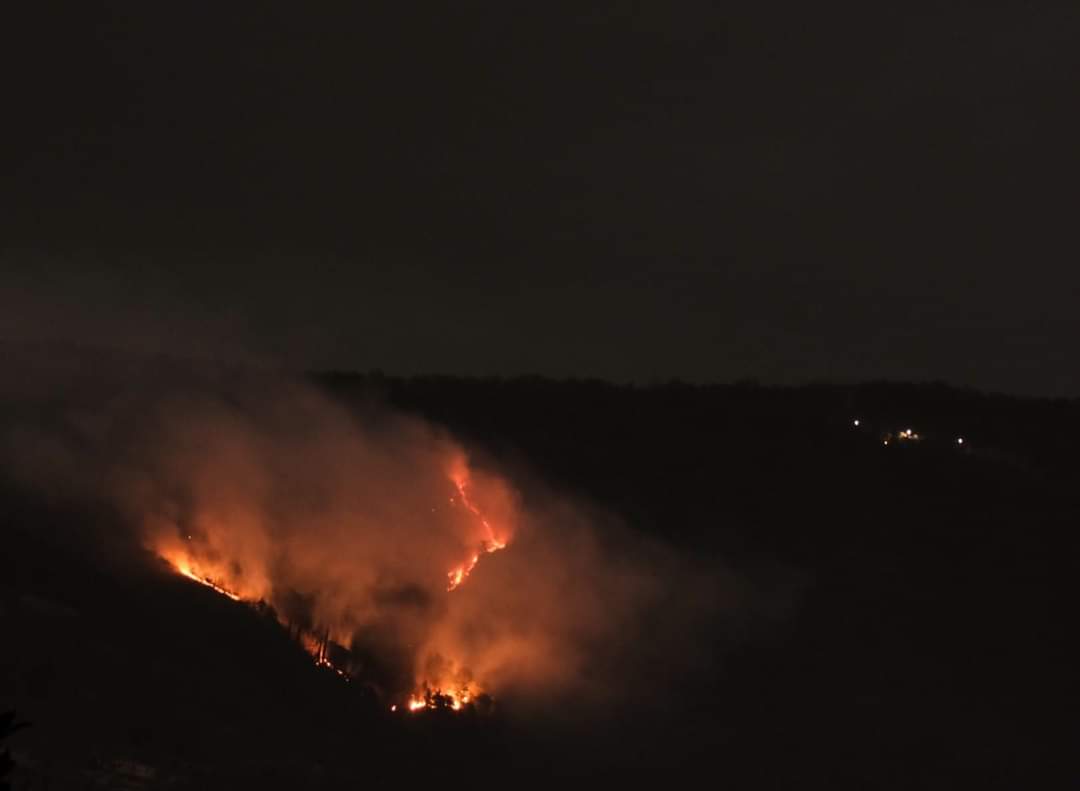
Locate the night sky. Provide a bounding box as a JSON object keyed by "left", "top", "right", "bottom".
{"left": 5, "top": 3, "right": 1079, "bottom": 394}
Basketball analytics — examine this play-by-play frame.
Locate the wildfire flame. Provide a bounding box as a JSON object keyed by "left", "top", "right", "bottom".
{"left": 157, "top": 464, "right": 510, "bottom": 714}
{"left": 164, "top": 547, "right": 360, "bottom": 682}
{"left": 404, "top": 686, "right": 472, "bottom": 712}
{"left": 170, "top": 555, "right": 243, "bottom": 601}
{"left": 446, "top": 473, "right": 507, "bottom": 592}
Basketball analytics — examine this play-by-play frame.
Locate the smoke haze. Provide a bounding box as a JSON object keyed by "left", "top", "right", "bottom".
{"left": 0, "top": 347, "right": 728, "bottom": 715}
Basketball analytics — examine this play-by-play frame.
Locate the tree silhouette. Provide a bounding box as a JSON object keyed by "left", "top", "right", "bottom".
{"left": 1, "top": 710, "right": 30, "bottom": 791}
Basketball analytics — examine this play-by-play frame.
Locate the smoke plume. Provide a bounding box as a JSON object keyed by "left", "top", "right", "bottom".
{"left": 0, "top": 347, "right": 726, "bottom": 714}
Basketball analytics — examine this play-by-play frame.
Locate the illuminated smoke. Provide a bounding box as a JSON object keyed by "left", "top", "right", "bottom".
{"left": 152, "top": 439, "right": 514, "bottom": 707}
{"left": 0, "top": 357, "right": 711, "bottom": 714}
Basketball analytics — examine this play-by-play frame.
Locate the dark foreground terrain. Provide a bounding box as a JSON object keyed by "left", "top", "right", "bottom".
{"left": 2, "top": 377, "right": 1073, "bottom": 788}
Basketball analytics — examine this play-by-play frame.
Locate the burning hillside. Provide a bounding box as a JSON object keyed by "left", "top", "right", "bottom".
{"left": 154, "top": 458, "right": 511, "bottom": 710}
{"left": 0, "top": 360, "right": 693, "bottom": 728}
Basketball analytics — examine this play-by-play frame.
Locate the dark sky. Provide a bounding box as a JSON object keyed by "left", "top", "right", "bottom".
{"left": 4, "top": 2, "right": 1079, "bottom": 394}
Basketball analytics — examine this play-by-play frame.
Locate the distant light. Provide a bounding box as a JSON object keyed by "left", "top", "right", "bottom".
{"left": 957, "top": 437, "right": 964, "bottom": 445}
{"left": 883, "top": 439, "right": 889, "bottom": 446}
{"left": 853, "top": 419, "right": 860, "bottom": 427}
{"left": 390, "top": 704, "right": 397, "bottom": 712}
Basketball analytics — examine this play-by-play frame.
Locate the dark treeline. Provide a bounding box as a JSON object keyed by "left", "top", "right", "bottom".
{"left": 320, "top": 373, "right": 1079, "bottom": 555}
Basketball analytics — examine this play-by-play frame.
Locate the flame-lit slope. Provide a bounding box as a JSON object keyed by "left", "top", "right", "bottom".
{"left": 170, "top": 556, "right": 242, "bottom": 601}
{"left": 2, "top": 518, "right": 420, "bottom": 785}
{"left": 154, "top": 456, "right": 513, "bottom": 712}
{"left": 2, "top": 370, "right": 693, "bottom": 740}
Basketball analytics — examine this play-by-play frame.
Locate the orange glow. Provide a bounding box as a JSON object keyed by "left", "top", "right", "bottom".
{"left": 156, "top": 460, "right": 515, "bottom": 712}
{"left": 401, "top": 684, "right": 476, "bottom": 713}
{"left": 18, "top": 372, "right": 668, "bottom": 728}
{"left": 167, "top": 554, "right": 243, "bottom": 601}
{"left": 162, "top": 549, "right": 355, "bottom": 680}
{"left": 445, "top": 471, "right": 508, "bottom": 591}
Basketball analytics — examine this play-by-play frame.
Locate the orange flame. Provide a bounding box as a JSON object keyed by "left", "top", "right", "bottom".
{"left": 445, "top": 473, "right": 507, "bottom": 591}
{"left": 400, "top": 685, "right": 474, "bottom": 713}
{"left": 158, "top": 464, "right": 512, "bottom": 712}
{"left": 162, "top": 551, "right": 354, "bottom": 680}
{"left": 168, "top": 555, "right": 243, "bottom": 601}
